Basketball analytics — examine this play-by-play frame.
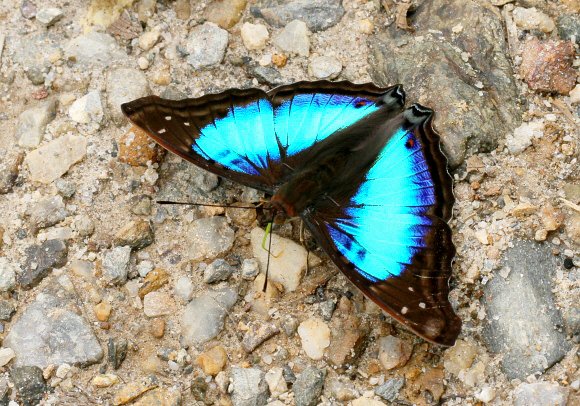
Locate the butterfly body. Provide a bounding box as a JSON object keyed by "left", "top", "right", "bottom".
{"left": 122, "top": 80, "right": 461, "bottom": 346}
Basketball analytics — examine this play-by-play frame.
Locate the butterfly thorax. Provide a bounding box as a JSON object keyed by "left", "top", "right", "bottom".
{"left": 270, "top": 122, "right": 391, "bottom": 219}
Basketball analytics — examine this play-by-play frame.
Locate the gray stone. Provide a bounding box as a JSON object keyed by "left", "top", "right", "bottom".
{"left": 308, "top": 56, "right": 342, "bottom": 79}
{"left": 108, "top": 337, "right": 128, "bottom": 370}
{"left": 106, "top": 67, "right": 149, "bottom": 125}
{"left": 27, "top": 195, "right": 66, "bottom": 232}
{"left": 102, "top": 246, "right": 132, "bottom": 285}
{"left": 272, "top": 20, "right": 310, "bottom": 57}
{"left": 203, "top": 258, "right": 235, "bottom": 284}
{"left": 174, "top": 276, "right": 194, "bottom": 302}
{"left": 319, "top": 299, "right": 336, "bottom": 321}
{"left": 36, "top": 7, "right": 63, "bottom": 26}
{"left": 563, "top": 307, "right": 580, "bottom": 340}
{"left": 293, "top": 366, "right": 325, "bottom": 406}
{"left": 157, "top": 160, "right": 219, "bottom": 202}
{"left": 250, "top": 65, "right": 284, "bottom": 86}
{"left": 185, "top": 22, "right": 228, "bottom": 69}
{"left": 375, "top": 377, "right": 405, "bottom": 402}
{"left": 0, "top": 258, "right": 17, "bottom": 292}
{"left": 231, "top": 367, "right": 269, "bottom": 406}
{"left": 4, "top": 281, "right": 104, "bottom": 368}
{"left": 368, "top": 0, "right": 521, "bottom": 167}
{"left": 9, "top": 33, "right": 61, "bottom": 71}
{"left": 21, "top": 0, "right": 37, "bottom": 19}
{"left": 557, "top": 14, "right": 580, "bottom": 44}
{"left": 0, "top": 151, "right": 23, "bottom": 194}
{"left": 25, "top": 66, "right": 46, "bottom": 85}
{"left": 513, "top": 382, "right": 569, "bottom": 406}
{"left": 10, "top": 366, "right": 47, "bottom": 406}
{"left": 187, "top": 217, "right": 235, "bottom": 261}
{"left": 21, "top": 239, "right": 68, "bottom": 289}
{"left": 54, "top": 178, "right": 76, "bottom": 198}
{"left": 241, "top": 258, "right": 260, "bottom": 280}
{"left": 0, "top": 376, "right": 9, "bottom": 405}
{"left": 129, "top": 195, "right": 152, "bottom": 215}
{"left": 0, "top": 300, "right": 16, "bottom": 321}
{"left": 482, "top": 240, "right": 571, "bottom": 379}
{"left": 65, "top": 32, "right": 128, "bottom": 67}
{"left": 250, "top": 0, "right": 345, "bottom": 32}
{"left": 160, "top": 85, "right": 187, "bottom": 101}
{"left": 72, "top": 215, "right": 94, "bottom": 237}
{"left": 15, "top": 99, "right": 57, "bottom": 148}
{"left": 181, "top": 287, "right": 238, "bottom": 346}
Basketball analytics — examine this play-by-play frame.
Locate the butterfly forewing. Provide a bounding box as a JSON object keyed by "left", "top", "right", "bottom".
{"left": 122, "top": 81, "right": 394, "bottom": 191}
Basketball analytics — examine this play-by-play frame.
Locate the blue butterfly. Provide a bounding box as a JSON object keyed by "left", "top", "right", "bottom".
{"left": 122, "top": 81, "right": 461, "bottom": 346}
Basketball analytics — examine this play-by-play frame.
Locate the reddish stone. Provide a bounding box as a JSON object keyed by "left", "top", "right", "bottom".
{"left": 118, "top": 125, "right": 164, "bottom": 166}
{"left": 520, "top": 38, "right": 577, "bottom": 95}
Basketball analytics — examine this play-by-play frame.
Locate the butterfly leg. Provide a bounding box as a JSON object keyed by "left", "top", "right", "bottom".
{"left": 299, "top": 220, "right": 311, "bottom": 278}
{"left": 262, "top": 222, "right": 274, "bottom": 292}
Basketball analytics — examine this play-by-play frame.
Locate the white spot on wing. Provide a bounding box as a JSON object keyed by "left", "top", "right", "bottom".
{"left": 419, "top": 302, "right": 426, "bottom": 309}
{"left": 165, "top": 116, "right": 172, "bottom": 121}
{"left": 408, "top": 287, "right": 414, "bottom": 292}
{"left": 158, "top": 128, "right": 166, "bottom": 134}
{"left": 184, "top": 122, "right": 190, "bottom": 126}
{"left": 401, "top": 306, "right": 408, "bottom": 315}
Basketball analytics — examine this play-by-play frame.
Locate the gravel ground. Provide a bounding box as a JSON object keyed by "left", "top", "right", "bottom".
{"left": 0, "top": 0, "right": 578, "bottom": 405}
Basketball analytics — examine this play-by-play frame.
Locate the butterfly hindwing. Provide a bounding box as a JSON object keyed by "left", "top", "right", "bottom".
{"left": 302, "top": 105, "right": 460, "bottom": 346}
{"left": 121, "top": 81, "right": 400, "bottom": 192}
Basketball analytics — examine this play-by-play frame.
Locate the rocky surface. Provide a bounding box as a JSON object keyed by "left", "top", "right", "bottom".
{"left": 369, "top": 0, "right": 522, "bottom": 167}
{"left": 482, "top": 240, "right": 570, "bottom": 379}
{"left": 0, "top": 0, "right": 577, "bottom": 405}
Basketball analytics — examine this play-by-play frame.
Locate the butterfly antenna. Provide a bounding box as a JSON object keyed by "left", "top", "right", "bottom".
{"left": 262, "top": 220, "right": 274, "bottom": 293}
{"left": 156, "top": 200, "right": 261, "bottom": 210}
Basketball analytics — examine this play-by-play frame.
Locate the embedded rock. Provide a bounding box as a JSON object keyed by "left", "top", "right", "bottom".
{"left": 482, "top": 240, "right": 570, "bottom": 379}
{"left": 369, "top": 0, "right": 521, "bottom": 167}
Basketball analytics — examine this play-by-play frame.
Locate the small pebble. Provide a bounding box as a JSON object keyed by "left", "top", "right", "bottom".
{"left": 196, "top": 345, "right": 227, "bottom": 376}
{"left": 92, "top": 374, "right": 119, "bottom": 388}
{"left": 513, "top": 7, "right": 555, "bottom": 33}
{"left": 139, "top": 30, "right": 160, "bottom": 51}
{"left": 520, "top": 38, "right": 577, "bottom": 94}
{"left": 273, "top": 20, "right": 311, "bottom": 57}
{"left": 143, "top": 291, "right": 173, "bottom": 317}
{"left": 150, "top": 318, "right": 165, "bottom": 338}
{"left": 241, "top": 22, "right": 269, "bottom": 50}
{"left": 308, "top": 56, "right": 342, "bottom": 80}
{"left": 94, "top": 302, "right": 112, "bottom": 322}
{"left": 378, "top": 335, "right": 413, "bottom": 370}
{"left": 118, "top": 126, "right": 163, "bottom": 166}
{"left": 0, "top": 348, "right": 15, "bottom": 367}
{"left": 203, "top": 259, "right": 235, "bottom": 284}
{"left": 297, "top": 317, "right": 330, "bottom": 360}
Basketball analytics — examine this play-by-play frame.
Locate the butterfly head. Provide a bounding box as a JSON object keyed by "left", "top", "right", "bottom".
{"left": 268, "top": 195, "right": 296, "bottom": 222}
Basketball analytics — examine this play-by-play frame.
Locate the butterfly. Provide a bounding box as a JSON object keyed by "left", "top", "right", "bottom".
{"left": 122, "top": 80, "right": 461, "bottom": 346}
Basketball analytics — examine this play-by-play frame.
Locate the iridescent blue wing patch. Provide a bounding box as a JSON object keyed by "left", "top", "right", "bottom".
{"left": 302, "top": 105, "right": 460, "bottom": 346}
{"left": 121, "top": 81, "right": 396, "bottom": 192}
